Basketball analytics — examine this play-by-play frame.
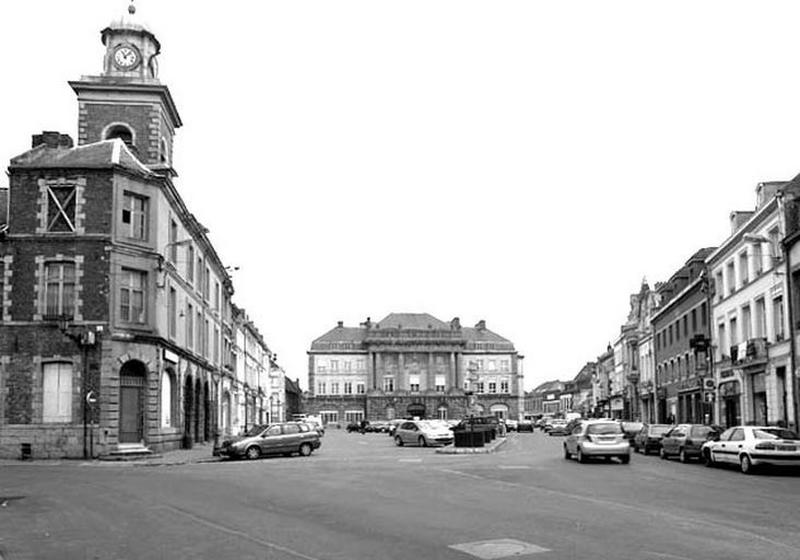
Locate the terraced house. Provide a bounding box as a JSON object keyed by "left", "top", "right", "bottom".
{"left": 0, "top": 7, "right": 282, "bottom": 458}
{"left": 306, "top": 313, "right": 524, "bottom": 424}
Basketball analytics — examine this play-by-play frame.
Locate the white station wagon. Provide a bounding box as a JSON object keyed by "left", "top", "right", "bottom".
{"left": 701, "top": 425, "right": 800, "bottom": 474}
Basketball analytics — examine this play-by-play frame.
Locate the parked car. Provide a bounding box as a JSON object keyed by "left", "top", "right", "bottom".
{"left": 701, "top": 425, "right": 800, "bottom": 474}
{"left": 517, "top": 419, "right": 534, "bottom": 432}
{"left": 632, "top": 423, "right": 671, "bottom": 454}
{"left": 548, "top": 419, "right": 570, "bottom": 436}
{"left": 537, "top": 416, "right": 554, "bottom": 430}
{"left": 659, "top": 424, "right": 722, "bottom": 462}
{"left": 346, "top": 422, "right": 361, "bottom": 433}
{"left": 505, "top": 419, "right": 519, "bottom": 432}
{"left": 215, "top": 422, "right": 322, "bottom": 460}
{"left": 369, "top": 420, "right": 390, "bottom": 433}
{"left": 563, "top": 420, "right": 631, "bottom": 464}
{"left": 394, "top": 420, "right": 454, "bottom": 447}
{"left": 619, "top": 421, "right": 644, "bottom": 447}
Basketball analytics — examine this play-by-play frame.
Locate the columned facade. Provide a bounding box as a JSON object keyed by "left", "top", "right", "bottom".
{"left": 305, "top": 314, "right": 524, "bottom": 424}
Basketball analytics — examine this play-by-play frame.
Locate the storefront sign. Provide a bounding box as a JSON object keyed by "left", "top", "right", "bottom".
{"left": 163, "top": 349, "right": 179, "bottom": 364}
{"left": 719, "top": 380, "right": 740, "bottom": 397}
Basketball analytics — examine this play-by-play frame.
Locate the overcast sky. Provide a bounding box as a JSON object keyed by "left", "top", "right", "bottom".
{"left": 3, "top": 1, "right": 800, "bottom": 391}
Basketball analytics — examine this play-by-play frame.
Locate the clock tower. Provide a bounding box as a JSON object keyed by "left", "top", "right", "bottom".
{"left": 69, "top": 1, "right": 182, "bottom": 172}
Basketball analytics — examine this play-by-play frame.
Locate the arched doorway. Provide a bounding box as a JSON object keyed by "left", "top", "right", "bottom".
{"left": 222, "top": 390, "right": 231, "bottom": 436}
{"left": 407, "top": 403, "right": 426, "bottom": 419}
{"left": 183, "top": 376, "right": 194, "bottom": 448}
{"left": 490, "top": 403, "right": 509, "bottom": 420}
{"left": 119, "top": 360, "right": 147, "bottom": 444}
{"left": 194, "top": 380, "right": 203, "bottom": 443}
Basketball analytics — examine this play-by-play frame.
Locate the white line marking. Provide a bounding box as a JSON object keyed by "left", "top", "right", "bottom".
{"left": 398, "top": 458, "right": 422, "bottom": 463}
{"left": 497, "top": 465, "right": 531, "bottom": 470}
{"left": 644, "top": 552, "right": 695, "bottom": 560}
{"left": 163, "top": 504, "right": 324, "bottom": 560}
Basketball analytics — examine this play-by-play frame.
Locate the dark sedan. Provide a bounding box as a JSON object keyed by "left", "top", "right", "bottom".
{"left": 632, "top": 423, "right": 671, "bottom": 455}
{"left": 660, "top": 424, "right": 722, "bottom": 462}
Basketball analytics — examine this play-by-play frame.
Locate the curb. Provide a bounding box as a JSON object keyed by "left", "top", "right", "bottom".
{"left": 436, "top": 436, "right": 509, "bottom": 455}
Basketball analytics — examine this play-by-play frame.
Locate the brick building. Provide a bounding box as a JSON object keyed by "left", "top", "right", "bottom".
{"left": 305, "top": 313, "right": 524, "bottom": 424}
{"left": 0, "top": 7, "right": 281, "bottom": 458}
{"left": 651, "top": 248, "right": 715, "bottom": 425}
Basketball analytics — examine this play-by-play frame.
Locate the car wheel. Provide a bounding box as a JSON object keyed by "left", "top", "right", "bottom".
{"left": 563, "top": 445, "right": 571, "bottom": 460}
{"left": 620, "top": 454, "right": 630, "bottom": 465}
{"left": 577, "top": 446, "right": 587, "bottom": 464}
{"left": 659, "top": 447, "right": 667, "bottom": 460}
{"left": 643, "top": 446, "right": 650, "bottom": 456}
{"left": 418, "top": 436, "right": 427, "bottom": 447}
{"left": 679, "top": 448, "right": 689, "bottom": 463}
{"left": 299, "top": 443, "right": 313, "bottom": 457}
{"left": 740, "top": 454, "right": 754, "bottom": 474}
{"left": 245, "top": 446, "right": 261, "bottom": 460}
{"left": 703, "top": 449, "right": 715, "bottom": 468}
{"left": 395, "top": 436, "right": 404, "bottom": 447}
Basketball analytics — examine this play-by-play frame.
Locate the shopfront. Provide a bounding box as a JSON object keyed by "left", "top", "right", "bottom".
{"left": 718, "top": 380, "right": 741, "bottom": 428}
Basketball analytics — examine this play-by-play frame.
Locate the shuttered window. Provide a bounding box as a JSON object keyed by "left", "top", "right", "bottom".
{"left": 43, "top": 362, "right": 72, "bottom": 423}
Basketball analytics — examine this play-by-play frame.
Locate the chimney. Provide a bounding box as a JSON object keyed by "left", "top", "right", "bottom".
{"left": 337, "top": 321, "right": 344, "bottom": 328}
{"left": 32, "top": 131, "right": 73, "bottom": 149}
{"left": 451, "top": 317, "right": 461, "bottom": 329}
{"left": 475, "top": 320, "right": 486, "bottom": 330}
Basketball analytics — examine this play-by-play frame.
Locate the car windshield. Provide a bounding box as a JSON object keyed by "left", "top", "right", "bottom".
{"left": 245, "top": 424, "right": 268, "bottom": 437}
{"left": 691, "top": 426, "right": 716, "bottom": 438}
{"left": 587, "top": 423, "right": 622, "bottom": 435}
{"left": 621, "top": 422, "right": 643, "bottom": 432}
{"left": 650, "top": 425, "right": 671, "bottom": 435}
{"left": 420, "top": 421, "right": 448, "bottom": 430}
{"left": 753, "top": 428, "right": 799, "bottom": 440}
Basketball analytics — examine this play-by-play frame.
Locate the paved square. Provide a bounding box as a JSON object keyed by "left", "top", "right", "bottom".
{"left": 449, "top": 538, "right": 551, "bottom": 559}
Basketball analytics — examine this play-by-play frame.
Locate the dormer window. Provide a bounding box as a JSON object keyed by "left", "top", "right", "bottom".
{"left": 103, "top": 123, "right": 134, "bottom": 147}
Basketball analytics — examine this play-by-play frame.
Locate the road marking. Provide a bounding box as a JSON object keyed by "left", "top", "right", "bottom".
{"left": 450, "top": 538, "right": 550, "bottom": 559}
{"left": 644, "top": 552, "right": 695, "bottom": 560}
{"left": 497, "top": 465, "right": 531, "bottom": 470}
{"left": 436, "top": 467, "right": 800, "bottom": 556}
{"left": 162, "top": 504, "right": 324, "bottom": 560}
{"left": 398, "top": 458, "right": 422, "bottom": 463}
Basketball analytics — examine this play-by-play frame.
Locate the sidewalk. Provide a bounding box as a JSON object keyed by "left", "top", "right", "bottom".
{"left": 0, "top": 443, "right": 222, "bottom": 467}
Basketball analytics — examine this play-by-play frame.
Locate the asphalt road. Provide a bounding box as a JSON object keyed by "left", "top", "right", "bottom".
{"left": 2, "top": 430, "right": 800, "bottom": 560}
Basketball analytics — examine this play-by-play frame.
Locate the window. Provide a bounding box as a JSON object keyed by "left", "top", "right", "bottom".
{"left": 774, "top": 296, "right": 785, "bottom": 341}
{"left": 701, "top": 302, "right": 707, "bottom": 326}
{"left": 488, "top": 382, "right": 497, "bottom": 393}
{"left": 668, "top": 325, "right": 673, "bottom": 346}
{"left": 105, "top": 124, "right": 133, "bottom": 145}
{"left": 168, "top": 287, "right": 177, "bottom": 338}
{"left": 753, "top": 243, "right": 763, "bottom": 275}
{"left": 718, "top": 323, "right": 727, "bottom": 359}
{"left": 726, "top": 262, "right": 736, "bottom": 295}
{"left": 196, "top": 311, "right": 202, "bottom": 352}
{"left": 675, "top": 320, "right": 680, "bottom": 341}
{"left": 500, "top": 378, "right": 509, "bottom": 393}
{"left": 476, "top": 360, "right": 484, "bottom": 371}
{"left": 161, "top": 370, "right": 174, "bottom": 427}
{"left": 214, "top": 281, "right": 220, "bottom": 312}
{"left": 437, "top": 407, "right": 448, "bottom": 420}
{"left": 356, "top": 383, "right": 365, "bottom": 394}
{"left": 0, "top": 261, "right": 4, "bottom": 318}
{"left": 283, "top": 424, "right": 300, "bottom": 435}
{"left": 409, "top": 374, "right": 420, "bottom": 392}
{"left": 742, "top": 305, "right": 752, "bottom": 341}
{"left": 715, "top": 271, "right": 724, "bottom": 301}
{"left": 476, "top": 382, "right": 485, "bottom": 394}
{"left": 121, "top": 192, "right": 148, "bottom": 240}
{"left": 683, "top": 315, "right": 688, "bottom": 338}
{"left": 344, "top": 382, "right": 353, "bottom": 395}
{"left": 769, "top": 227, "right": 782, "bottom": 264}
{"left": 383, "top": 377, "right": 394, "bottom": 392}
{"left": 729, "top": 317, "right": 738, "bottom": 347}
{"left": 356, "top": 359, "right": 365, "bottom": 372}
{"left": 196, "top": 256, "right": 203, "bottom": 292}
{"left": 45, "top": 183, "right": 76, "bottom": 232}
{"left": 345, "top": 410, "right": 364, "bottom": 424}
{"left": 213, "top": 326, "right": 219, "bottom": 363}
{"left": 169, "top": 219, "right": 178, "bottom": 263}
{"left": 43, "top": 261, "right": 75, "bottom": 318}
{"left": 755, "top": 298, "right": 766, "bottom": 338}
{"left": 488, "top": 360, "right": 496, "bottom": 372}
{"left": 435, "top": 374, "right": 446, "bottom": 393}
{"left": 691, "top": 309, "right": 697, "bottom": 332}
{"left": 120, "top": 269, "right": 146, "bottom": 323}
{"left": 330, "top": 360, "right": 339, "bottom": 372}
{"left": 500, "top": 360, "right": 510, "bottom": 372}
{"left": 203, "top": 266, "right": 210, "bottom": 301}
{"left": 186, "top": 303, "right": 194, "bottom": 348}
{"left": 317, "top": 382, "right": 327, "bottom": 395}
{"left": 204, "top": 318, "right": 210, "bottom": 358}
{"left": 331, "top": 382, "right": 340, "bottom": 395}
{"left": 187, "top": 246, "right": 195, "bottom": 283}
{"left": 320, "top": 411, "right": 338, "bottom": 425}
{"left": 739, "top": 251, "right": 749, "bottom": 285}
{"left": 43, "top": 362, "right": 72, "bottom": 423}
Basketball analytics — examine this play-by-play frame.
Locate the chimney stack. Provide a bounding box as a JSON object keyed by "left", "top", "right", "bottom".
{"left": 32, "top": 131, "right": 73, "bottom": 149}
{"left": 475, "top": 320, "right": 486, "bottom": 330}
{"left": 337, "top": 321, "right": 344, "bottom": 328}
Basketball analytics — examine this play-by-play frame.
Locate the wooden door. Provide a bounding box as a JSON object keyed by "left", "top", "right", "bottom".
{"left": 120, "top": 378, "right": 144, "bottom": 443}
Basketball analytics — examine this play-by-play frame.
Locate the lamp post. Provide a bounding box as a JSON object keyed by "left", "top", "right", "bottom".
{"left": 58, "top": 321, "right": 98, "bottom": 459}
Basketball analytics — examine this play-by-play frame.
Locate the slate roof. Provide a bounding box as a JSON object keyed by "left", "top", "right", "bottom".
{"left": 462, "top": 327, "right": 512, "bottom": 344}
{"left": 9, "top": 139, "right": 152, "bottom": 176}
{"left": 530, "top": 380, "right": 564, "bottom": 395}
{"left": 312, "top": 326, "right": 366, "bottom": 345}
{"left": 376, "top": 313, "right": 450, "bottom": 330}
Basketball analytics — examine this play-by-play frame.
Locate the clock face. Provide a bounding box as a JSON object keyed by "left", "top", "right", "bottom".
{"left": 113, "top": 45, "right": 140, "bottom": 70}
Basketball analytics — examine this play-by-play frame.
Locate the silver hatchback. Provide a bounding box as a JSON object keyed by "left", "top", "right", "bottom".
{"left": 563, "top": 420, "right": 631, "bottom": 464}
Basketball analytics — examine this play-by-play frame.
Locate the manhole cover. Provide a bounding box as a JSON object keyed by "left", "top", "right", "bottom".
{"left": 450, "top": 538, "right": 550, "bottom": 559}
